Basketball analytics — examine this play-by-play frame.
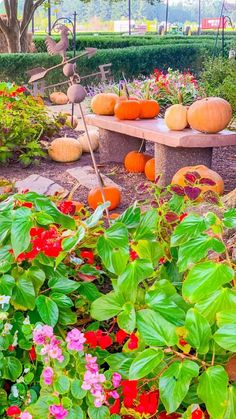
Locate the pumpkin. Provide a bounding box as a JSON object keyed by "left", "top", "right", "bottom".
{"left": 78, "top": 128, "right": 99, "bottom": 152}
{"left": 114, "top": 100, "right": 141, "bottom": 120}
{"left": 145, "top": 158, "right": 155, "bottom": 181}
{"left": 48, "top": 137, "right": 82, "bottom": 162}
{"left": 109, "top": 213, "right": 121, "bottom": 220}
{"left": 139, "top": 99, "right": 160, "bottom": 119}
{"left": 171, "top": 165, "right": 224, "bottom": 195}
{"left": 66, "top": 115, "right": 79, "bottom": 129}
{"left": 91, "top": 93, "right": 119, "bottom": 115}
{"left": 88, "top": 186, "right": 121, "bottom": 210}
{"left": 124, "top": 151, "right": 151, "bottom": 173}
{"left": 187, "top": 97, "right": 232, "bottom": 133}
{"left": 164, "top": 104, "right": 188, "bottom": 131}
{"left": 50, "top": 91, "right": 68, "bottom": 105}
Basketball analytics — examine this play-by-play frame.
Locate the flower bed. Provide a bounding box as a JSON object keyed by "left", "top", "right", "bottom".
{"left": 0, "top": 178, "right": 236, "bottom": 418}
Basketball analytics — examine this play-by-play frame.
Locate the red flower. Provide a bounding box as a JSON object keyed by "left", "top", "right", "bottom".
{"left": 179, "top": 338, "right": 188, "bottom": 346}
{"left": 179, "top": 213, "right": 188, "bottom": 222}
{"left": 6, "top": 406, "right": 21, "bottom": 416}
{"left": 192, "top": 408, "right": 204, "bottom": 419}
{"left": 84, "top": 330, "right": 113, "bottom": 349}
{"left": 16, "top": 86, "right": 26, "bottom": 93}
{"left": 109, "top": 398, "right": 120, "bottom": 415}
{"left": 159, "top": 257, "right": 166, "bottom": 264}
{"left": 158, "top": 412, "right": 181, "bottom": 419}
{"left": 43, "top": 240, "right": 62, "bottom": 257}
{"left": 30, "top": 227, "right": 45, "bottom": 237}
{"left": 21, "top": 202, "right": 33, "bottom": 208}
{"left": 129, "top": 249, "right": 138, "bottom": 261}
{"left": 115, "top": 329, "right": 128, "bottom": 345}
{"left": 29, "top": 346, "right": 36, "bottom": 361}
{"left": 80, "top": 250, "right": 95, "bottom": 265}
{"left": 99, "top": 334, "right": 113, "bottom": 349}
{"left": 121, "top": 380, "right": 138, "bottom": 400}
{"left": 135, "top": 390, "right": 159, "bottom": 415}
{"left": 58, "top": 201, "right": 76, "bottom": 215}
{"left": 127, "top": 332, "right": 139, "bottom": 350}
{"left": 8, "top": 345, "right": 15, "bottom": 352}
{"left": 84, "top": 331, "right": 98, "bottom": 348}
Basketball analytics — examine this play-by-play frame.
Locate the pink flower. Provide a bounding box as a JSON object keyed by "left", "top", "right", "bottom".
{"left": 66, "top": 328, "right": 86, "bottom": 352}
{"left": 82, "top": 354, "right": 106, "bottom": 407}
{"left": 109, "top": 390, "right": 120, "bottom": 399}
{"left": 33, "top": 325, "right": 54, "bottom": 345}
{"left": 49, "top": 404, "right": 68, "bottom": 419}
{"left": 42, "top": 366, "right": 54, "bottom": 385}
{"left": 33, "top": 326, "right": 64, "bottom": 363}
{"left": 20, "top": 413, "right": 33, "bottom": 419}
{"left": 112, "top": 372, "right": 122, "bottom": 388}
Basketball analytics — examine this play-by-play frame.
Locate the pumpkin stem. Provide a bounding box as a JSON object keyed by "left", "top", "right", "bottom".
{"left": 122, "top": 72, "right": 130, "bottom": 100}
{"left": 145, "top": 81, "right": 151, "bottom": 100}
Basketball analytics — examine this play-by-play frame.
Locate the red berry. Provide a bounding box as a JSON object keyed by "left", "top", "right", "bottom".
{"left": 192, "top": 408, "right": 203, "bottom": 419}
{"left": 6, "top": 406, "right": 21, "bottom": 416}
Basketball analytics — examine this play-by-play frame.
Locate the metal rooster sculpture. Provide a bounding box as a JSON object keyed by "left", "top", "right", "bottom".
{"left": 45, "top": 24, "right": 70, "bottom": 63}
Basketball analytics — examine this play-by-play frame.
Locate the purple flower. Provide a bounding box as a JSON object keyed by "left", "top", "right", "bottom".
{"left": 42, "top": 366, "right": 54, "bottom": 385}
{"left": 33, "top": 325, "right": 54, "bottom": 345}
{"left": 49, "top": 405, "right": 68, "bottom": 419}
{"left": 112, "top": 372, "right": 122, "bottom": 388}
{"left": 66, "top": 328, "right": 86, "bottom": 352}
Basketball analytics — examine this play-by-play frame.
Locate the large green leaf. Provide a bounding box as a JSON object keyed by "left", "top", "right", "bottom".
{"left": 90, "top": 292, "right": 125, "bottom": 321}
{"left": 159, "top": 360, "right": 199, "bottom": 413}
{"left": 182, "top": 262, "right": 234, "bottom": 303}
{"left": 36, "top": 295, "right": 59, "bottom": 327}
{"left": 216, "top": 311, "right": 236, "bottom": 327}
{"left": 85, "top": 202, "right": 110, "bottom": 228}
{"left": 116, "top": 205, "right": 141, "bottom": 229}
{"left": 0, "top": 274, "right": 15, "bottom": 295}
{"left": 33, "top": 196, "right": 76, "bottom": 230}
{"left": 129, "top": 348, "right": 163, "bottom": 380}
{"left": 0, "top": 214, "right": 11, "bottom": 243}
{"left": 50, "top": 292, "right": 73, "bottom": 309}
{"left": 223, "top": 209, "right": 236, "bottom": 229}
{"left": 27, "top": 267, "right": 46, "bottom": 294}
{"left": 196, "top": 288, "right": 236, "bottom": 325}
{"left": 62, "top": 226, "right": 85, "bottom": 252}
{"left": 145, "top": 288, "right": 185, "bottom": 326}
{"left": 136, "top": 309, "right": 178, "bottom": 347}
{"left": 105, "top": 353, "right": 135, "bottom": 378}
{"left": 117, "top": 302, "right": 136, "bottom": 333}
{"left": 185, "top": 308, "right": 212, "bottom": 354}
{"left": 11, "top": 207, "right": 33, "bottom": 257}
{"left": 134, "top": 240, "right": 164, "bottom": 266}
{"left": 54, "top": 375, "right": 70, "bottom": 394}
{"left": 48, "top": 276, "right": 80, "bottom": 294}
{"left": 117, "top": 259, "right": 153, "bottom": 302}
{"left": 223, "top": 386, "right": 236, "bottom": 419}
{"left": 2, "top": 356, "right": 23, "bottom": 381}
{"left": 88, "top": 406, "right": 110, "bottom": 419}
{"left": 11, "top": 276, "right": 35, "bottom": 311}
{"left": 132, "top": 209, "right": 158, "bottom": 241}
{"left": 198, "top": 366, "right": 228, "bottom": 419}
{"left": 171, "top": 214, "right": 206, "bottom": 247}
{"left": 214, "top": 324, "right": 236, "bottom": 352}
{"left": 58, "top": 308, "right": 77, "bottom": 325}
{"left": 71, "top": 379, "right": 87, "bottom": 400}
{"left": 177, "top": 235, "right": 225, "bottom": 272}
{"left": 0, "top": 246, "right": 14, "bottom": 273}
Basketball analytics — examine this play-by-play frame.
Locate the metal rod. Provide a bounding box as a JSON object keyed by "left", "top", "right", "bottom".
{"left": 198, "top": 0, "right": 201, "bottom": 35}
{"left": 222, "top": 15, "right": 225, "bottom": 57}
{"left": 165, "top": 0, "right": 169, "bottom": 34}
{"left": 32, "top": 11, "right": 35, "bottom": 34}
{"left": 48, "top": 0, "right": 52, "bottom": 35}
{"left": 128, "top": 0, "right": 131, "bottom": 35}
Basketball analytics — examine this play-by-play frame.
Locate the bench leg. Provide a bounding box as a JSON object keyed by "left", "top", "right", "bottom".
{"left": 155, "top": 144, "right": 213, "bottom": 186}
{"left": 98, "top": 128, "right": 145, "bottom": 163}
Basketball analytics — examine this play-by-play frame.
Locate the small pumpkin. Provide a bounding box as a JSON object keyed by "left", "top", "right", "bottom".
{"left": 48, "top": 137, "right": 82, "bottom": 163}
{"left": 139, "top": 99, "right": 160, "bottom": 119}
{"left": 144, "top": 158, "right": 155, "bottom": 181}
{"left": 171, "top": 165, "right": 224, "bottom": 195}
{"left": 124, "top": 151, "right": 151, "bottom": 173}
{"left": 78, "top": 128, "right": 99, "bottom": 152}
{"left": 91, "top": 93, "right": 119, "bottom": 115}
{"left": 50, "top": 91, "right": 68, "bottom": 105}
{"left": 88, "top": 186, "right": 121, "bottom": 210}
{"left": 164, "top": 104, "right": 188, "bottom": 131}
{"left": 114, "top": 100, "right": 141, "bottom": 120}
{"left": 187, "top": 97, "right": 232, "bottom": 133}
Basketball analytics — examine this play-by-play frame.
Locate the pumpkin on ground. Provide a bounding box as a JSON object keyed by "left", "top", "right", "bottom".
{"left": 187, "top": 97, "right": 232, "bottom": 134}
{"left": 164, "top": 104, "right": 188, "bottom": 131}
{"left": 124, "top": 151, "right": 152, "bottom": 173}
{"left": 145, "top": 158, "right": 155, "bottom": 181}
{"left": 91, "top": 93, "right": 119, "bottom": 115}
{"left": 114, "top": 100, "right": 141, "bottom": 120}
{"left": 78, "top": 128, "right": 99, "bottom": 152}
{"left": 171, "top": 165, "right": 224, "bottom": 195}
{"left": 139, "top": 99, "right": 160, "bottom": 119}
{"left": 50, "top": 91, "right": 68, "bottom": 105}
{"left": 88, "top": 186, "right": 121, "bottom": 210}
{"left": 48, "top": 137, "right": 82, "bottom": 162}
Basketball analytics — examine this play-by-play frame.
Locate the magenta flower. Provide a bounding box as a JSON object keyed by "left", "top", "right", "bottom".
{"left": 49, "top": 404, "right": 68, "bottom": 419}
{"left": 20, "top": 413, "right": 33, "bottom": 419}
{"left": 66, "top": 328, "right": 86, "bottom": 352}
{"left": 33, "top": 325, "right": 54, "bottom": 345}
{"left": 112, "top": 372, "right": 122, "bottom": 388}
{"left": 42, "top": 366, "right": 54, "bottom": 385}
{"left": 82, "top": 354, "right": 106, "bottom": 407}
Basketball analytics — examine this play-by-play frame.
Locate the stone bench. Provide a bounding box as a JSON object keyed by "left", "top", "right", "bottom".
{"left": 85, "top": 114, "right": 236, "bottom": 185}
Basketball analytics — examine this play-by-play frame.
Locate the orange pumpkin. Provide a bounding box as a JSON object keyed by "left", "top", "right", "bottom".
{"left": 171, "top": 165, "right": 224, "bottom": 195}
{"left": 109, "top": 213, "right": 121, "bottom": 220}
{"left": 124, "top": 151, "right": 151, "bottom": 173}
{"left": 88, "top": 186, "right": 121, "bottom": 211}
{"left": 187, "top": 97, "right": 232, "bottom": 133}
{"left": 145, "top": 158, "right": 155, "bottom": 181}
{"left": 114, "top": 100, "right": 141, "bottom": 120}
{"left": 91, "top": 93, "right": 119, "bottom": 116}
{"left": 139, "top": 99, "right": 160, "bottom": 119}
{"left": 165, "top": 104, "right": 188, "bottom": 131}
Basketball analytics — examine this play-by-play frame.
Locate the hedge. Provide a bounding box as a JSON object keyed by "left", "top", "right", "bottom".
{"left": 0, "top": 43, "right": 222, "bottom": 86}
{"left": 33, "top": 34, "right": 234, "bottom": 52}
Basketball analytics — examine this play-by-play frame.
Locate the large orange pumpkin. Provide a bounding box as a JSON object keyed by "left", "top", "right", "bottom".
{"left": 88, "top": 186, "right": 121, "bottom": 210}
{"left": 171, "top": 165, "right": 224, "bottom": 195}
{"left": 124, "top": 151, "right": 151, "bottom": 173}
{"left": 164, "top": 104, "right": 188, "bottom": 131}
{"left": 187, "top": 97, "right": 232, "bottom": 133}
{"left": 145, "top": 158, "right": 155, "bottom": 181}
{"left": 91, "top": 93, "right": 119, "bottom": 116}
{"left": 139, "top": 99, "right": 160, "bottom": 119}
{"left": 114, "top": 100, "right": 141, "bottom": 120}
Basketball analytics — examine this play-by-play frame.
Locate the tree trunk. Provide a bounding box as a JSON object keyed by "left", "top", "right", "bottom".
{"left": 20, "top": 30, "right": 29, "bottom": 52}
{"left": 5, "top": 26, "right": 21, "bottom": 53}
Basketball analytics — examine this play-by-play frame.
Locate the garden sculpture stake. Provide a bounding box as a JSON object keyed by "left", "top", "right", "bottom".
{"left": 45, "top": 24, "right": 70, "bottom": 63}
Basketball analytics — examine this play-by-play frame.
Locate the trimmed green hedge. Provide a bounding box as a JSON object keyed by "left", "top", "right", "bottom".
{"left": 0, "top": 43, "right": 222, "bottom": 86}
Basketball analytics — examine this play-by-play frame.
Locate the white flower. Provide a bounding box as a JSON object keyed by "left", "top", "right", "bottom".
{"left": 2, "top": 322, "right": 13, "bottom": 336}
{"left": 0, "top": 295, "right": 10, "bottom": 308}
{"left": 13, "top": 331, "right": 18, "bottom": 347}
{"left": 24, "top": 368, "right": 30, "bottom": 374}
{"left": 23, "top": 316, "right": 30, "bottom": 325}
{"left": 11, "top": 385, "right": 19, "bottom": 398}
{"left": 0, "top": 312, "right": 8, "bottom": 321}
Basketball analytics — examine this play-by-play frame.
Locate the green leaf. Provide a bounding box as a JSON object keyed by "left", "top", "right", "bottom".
{"left": 36, "top": 295, "right": 59, "bottom": 326}
{"left": 58, "top": 308, "right": 77, "bottom": 325}
{"left": 67, "top": 407, "right": 85, "bottom": 419}
{"left": 116, "top": 205, "right": 141, "bottom": 228}
{"left": 11, "top": 207, "right": 33, "bottom": 257}
{"left": 134, "top": 240, "right": 164, "bottom": 266}
{"left": 216, "top": 311, "right": 236, "bottom": 327}
{"left": 117, "top": 302, "right": 136, "bottom": 333}
{"left": 223, "top": 386, "right": 236, "bottom": 419}
{"left": 133, "top": 209, "right": 158, "bottom": 240}
{"left": 11, "top": 276, "right": 35, "bottom": 311}
{"left": 0, "top": 214, "right": 11, "bottom": 243}
{"left": 88, "top": 406, "right": 110, "bottom": 419}
{"left": 50, "top": 292, "right": 73, "bottom": 308}
{"left": 85, "top": 202, "right": 110, "bottom": 228}
{"left": 214, "top": 324, "right": 236, "bottom": 352}
{"left": 49, "top": 276, "right": 80, "bottom": 294}
{"left": 62, "top": 226, "right": 85, "bottom": 252}
{"left": 90, "top": 292, "right": 125, "bottom": 321}
{"left": 0, "top": 246, "right": 14, "bottom": 273}
{"left": 71, "top": 378, "right": 87, "bottom": 399}
{"left": 117, "top": 259, "right": 153, "bottom": 302}
{"left": 145, "top": 288, "right": 185, "bottom": 326}
{"left": 198, "top": 366, "right": 228, "bottom": 419}
{"left": 106, "top": 353, "right": 135, "bottom": 378}
{"left": 129, "top": 348, "right": 163, "bottom": 380}
{"left": 177, "top": 235, "right": 225, "bottom": 272}
{"left": 34, "top": 196, "right": 76, "bottom": 230}
{"left": 223, "top": 208, "right": 236, "bottom": 229}
{"left": 34, "top": 212, "right": 54, "bottom": 225}
{"left": 182, "top": 262, "right": 234, "bottom": 303}
{"left": 160, "top": 360, "right": 199, "bottom": 413}
{"left": 78, "top": 282, "right": 101, "bottom": 302}
{"left": 54, "top": 375, "right": 70, "bottom": 395}
{"left": 137, "top": 309, "right": 178, "bottom": 347}
{"left": 0, "top": 274, "right": 15, "bottom": 295}
{"left": 185, "top": 308, "right": 212, "bottom": 354}
{"left": 196, "top": 288, "right": 236, "bottom": 325}
{"left": 171, "top": 214, "right": 206, "bottom": 246}
{"left": 27, "top": 267, "right": 46, "bottom": 294}
{"left": 2, "top": 356, "right": 23, "bottom": 381}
